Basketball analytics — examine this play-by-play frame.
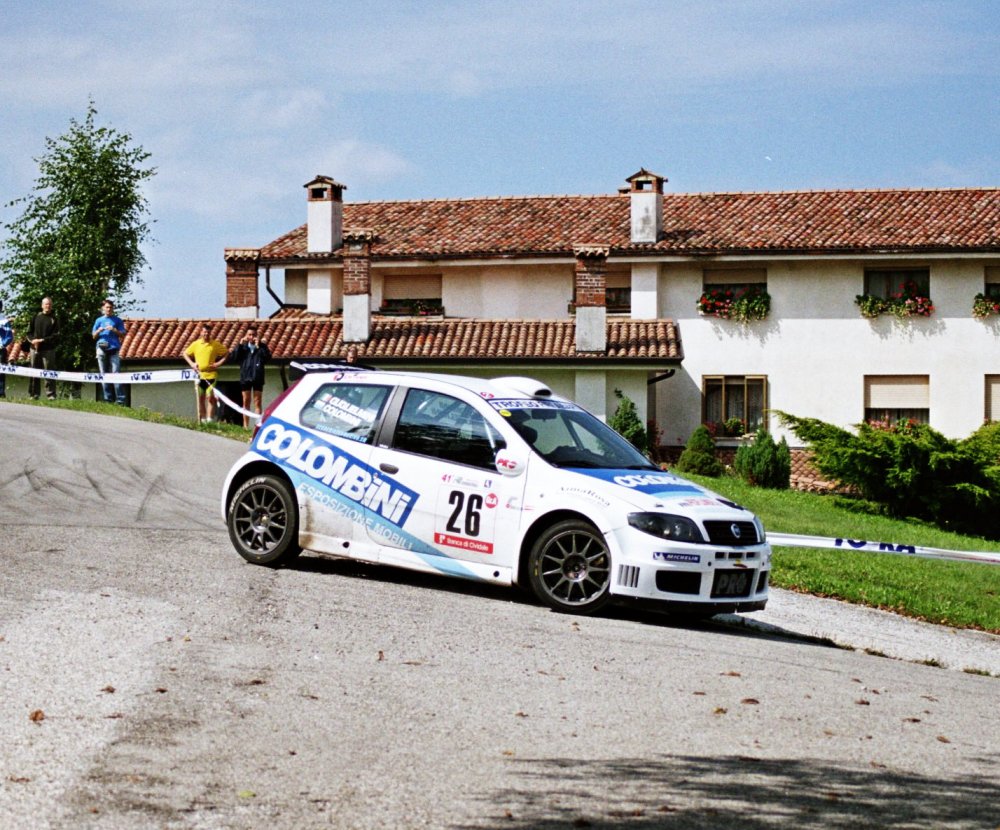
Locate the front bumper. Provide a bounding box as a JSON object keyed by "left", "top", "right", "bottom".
{"left": 605, "top": 525, "right": 771, "bottom": 610}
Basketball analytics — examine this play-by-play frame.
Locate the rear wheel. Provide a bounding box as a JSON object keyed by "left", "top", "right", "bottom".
{"left": 227, "top": 474, "right": 301, "bottom": 566}
{"left": 528, "top": 519, "right": 612, "bottom": 614}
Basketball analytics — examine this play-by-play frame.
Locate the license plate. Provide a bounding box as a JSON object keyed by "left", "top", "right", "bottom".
{"left": 711, "top": 569, "right": 753, "bottom": 598}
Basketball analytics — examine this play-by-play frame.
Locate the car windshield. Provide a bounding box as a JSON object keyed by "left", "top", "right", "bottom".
{"left": 498, "top": 402, "right": 657, "bottom": 470}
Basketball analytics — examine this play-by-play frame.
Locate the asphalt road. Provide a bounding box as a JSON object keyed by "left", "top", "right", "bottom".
{"left": 1, "top": 403, "right": 998, "bottom": 829}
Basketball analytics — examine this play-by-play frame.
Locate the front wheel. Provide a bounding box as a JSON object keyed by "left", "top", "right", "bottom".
{"left": 528, "top": 519, "right": 612, "bottom": 614}
{"left": 227, "top": 474, "right": 301, "bottom": 566}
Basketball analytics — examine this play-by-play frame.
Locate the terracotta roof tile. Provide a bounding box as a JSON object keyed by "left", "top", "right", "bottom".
{"left": 114, "top": 315, "right": 682, "bottom": 364}
{"left": 260, "top": 188, "right": 1000, "bottom": 262}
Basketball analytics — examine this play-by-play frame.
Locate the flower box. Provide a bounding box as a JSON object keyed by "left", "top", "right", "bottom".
{"left": 855, "top": 280, "right": 933, "bottom": 319}
{"left": 697, "top": 286, "right": 770, "bottom": 323}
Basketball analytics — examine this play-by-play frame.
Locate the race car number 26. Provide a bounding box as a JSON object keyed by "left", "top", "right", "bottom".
{"left": 434, "top": 488, "right": 497, "bottom": 554}
{"left": 447, "top": 490, "right": 482, "bottom": 536}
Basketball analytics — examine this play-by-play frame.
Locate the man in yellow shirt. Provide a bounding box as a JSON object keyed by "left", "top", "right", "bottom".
{"left": 183, "top": 323, "right": 228, "bottom": 422}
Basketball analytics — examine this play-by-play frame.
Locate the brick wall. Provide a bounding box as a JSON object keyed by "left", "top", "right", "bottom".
{"left": 574, "top": 249, "right": 607, "bottom": 307}
{"left": 224, "top": 249, "right": 260, "bottom": 310}
{"left": 342, "top": 232, "right": 373, "bottom": 296}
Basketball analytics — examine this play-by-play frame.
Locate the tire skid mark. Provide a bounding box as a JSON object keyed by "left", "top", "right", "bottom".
{"left": 76, "top": 458, "right": 108, "bottom": 501}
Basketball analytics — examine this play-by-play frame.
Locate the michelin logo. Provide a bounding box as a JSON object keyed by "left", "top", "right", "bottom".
{"left": 254, "top": 419, "right": 417, "bottom": 526}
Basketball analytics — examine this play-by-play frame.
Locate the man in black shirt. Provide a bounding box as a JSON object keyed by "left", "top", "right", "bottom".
{"left": 28, "top": 297, "right": 58, "bottom": 400}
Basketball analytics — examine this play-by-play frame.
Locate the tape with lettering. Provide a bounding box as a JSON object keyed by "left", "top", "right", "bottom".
{"left": 767, "top": 532, "right": 1000, "bottom": 566}
{"left": 0, "top": 363, "right": 201, "bottom": 385}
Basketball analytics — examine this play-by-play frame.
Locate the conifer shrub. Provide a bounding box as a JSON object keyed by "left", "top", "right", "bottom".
{"left": 733, "top": 429, "right": 791, "bottom": 489}
{"left": 675, "top": 425, "right": 725, "bottom": 477}
{"left": 778, "top": 412, "right": 1000, "bottom": 539}
{"left": 609, "top": 389, "right": 648, "bottom": 453}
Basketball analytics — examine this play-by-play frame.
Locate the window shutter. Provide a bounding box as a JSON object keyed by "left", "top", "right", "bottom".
{"left": 987, "top": 376, "right": 1000, "bottom": 421}
{"left": 865, "top": 376, "right": 930, "bottom": 409}
{"left": 383, "top": 275, "right": 442, "bottom": 300}
{"left": 703, "top": 268, "right": 766, "bottom": 285}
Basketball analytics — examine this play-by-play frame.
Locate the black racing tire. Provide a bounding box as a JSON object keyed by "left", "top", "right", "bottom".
{"left": 528, "top": 519, "right": 612, "bottom": 614}
{"left": 227, "top": 474, "right": 302, "bottom": 566}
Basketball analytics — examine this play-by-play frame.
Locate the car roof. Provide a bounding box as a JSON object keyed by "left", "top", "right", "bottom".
{"left": 297, "top": 365, "right": 561, "bottom": 402}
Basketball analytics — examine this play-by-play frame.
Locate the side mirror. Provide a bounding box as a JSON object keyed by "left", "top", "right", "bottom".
{"left": 495, "top": 448, "right": 526, "bottom": 477}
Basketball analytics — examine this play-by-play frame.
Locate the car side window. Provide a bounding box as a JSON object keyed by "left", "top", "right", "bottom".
{"left": 393, "top": 389, "right": 505, "bottom": 469}
{"left": 300, "top": 383, "right": 391, "bottom": 444}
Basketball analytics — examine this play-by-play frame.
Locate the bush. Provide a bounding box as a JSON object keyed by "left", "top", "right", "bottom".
{"left": 733, "top": 429, "right": 791, "bottom": 489}
{"left": 675, "top": 425, "right": 725, "bottom": 477}
{"left": 778, "top": 412, "right": 1000, "bottom": 539}
{"left": 609, "top": 389, "right": 648, "bottom": 453}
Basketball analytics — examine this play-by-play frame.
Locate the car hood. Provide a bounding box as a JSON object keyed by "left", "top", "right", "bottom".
{"left": 560, "top": 467, "right": 756, "bottom": 518}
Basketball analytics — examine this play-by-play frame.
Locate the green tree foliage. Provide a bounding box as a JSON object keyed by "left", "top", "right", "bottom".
{"left": 1, "top": 101, "right": 154, "bottom": 374}
{"left": 674, "top": 424, "right": 725, "bottom": 477}
{"left": 609, "top": 388, "right": 648, "bottom": 453}
{"left": 778, "top": 412, "right": 1000, "bottom": 539}
{"left": 733, "top": 428, "right": 791, "bottom": 489}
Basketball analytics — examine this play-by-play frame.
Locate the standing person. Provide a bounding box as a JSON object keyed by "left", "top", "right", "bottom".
{"left": 182, "top": 323, "right": 228, "bottom": 423}
{"left": 229, "top": 326, "right": 271, "bottom": 429}
{"left": 91, "top": 299, "right": 127, "bottom": 405}
{"left": 0, "top": 300, "right": 13, "bottom": 398}
{"left": 28, "top": 297, "right": 59, "bottom": 400}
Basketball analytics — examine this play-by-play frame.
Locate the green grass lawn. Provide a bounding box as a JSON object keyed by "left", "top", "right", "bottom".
{"left": 682, "top": 473, "right": 1000, "bottom": 633}
{"left": 11, "top": 395, "right": 252, "bottom": 442}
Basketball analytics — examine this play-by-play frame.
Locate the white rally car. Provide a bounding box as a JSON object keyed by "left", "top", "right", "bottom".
{"left": 221, "top": 366, "right": 771, "bottom": 616}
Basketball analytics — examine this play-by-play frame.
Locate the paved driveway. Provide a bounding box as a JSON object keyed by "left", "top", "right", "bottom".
{"left": 1, "top": 403, "right": 997, "bottom": 829}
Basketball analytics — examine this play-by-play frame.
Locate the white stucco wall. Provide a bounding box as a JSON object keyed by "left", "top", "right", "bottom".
{"left": 655, "top": 258, "right": 1000, "bottom": 446}
{"left": 443, "top": 264, "right": 572, "bottom": 319}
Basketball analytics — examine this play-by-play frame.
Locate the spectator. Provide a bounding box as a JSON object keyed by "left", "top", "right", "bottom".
{"left": 91, "top": 298, "right": 127, "bottom": 405}
{"left": 28, "top": 297, "right": 58, "bottom": 400}
{"left": 182, "top": 323, "right": 228, "bottom": 423}
{"left": 229, "top": 325, "right": 271, "bottom": 428}
{"left": 0, "top": 300, "right": 12, "bottom": 398}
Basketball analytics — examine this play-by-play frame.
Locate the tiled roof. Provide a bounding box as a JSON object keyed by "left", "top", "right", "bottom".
{"left": 104, "top": 315, "right": 681, "bottom": 364}
{"left": 260, "top": 188, "right": 1000, "bottom": 262}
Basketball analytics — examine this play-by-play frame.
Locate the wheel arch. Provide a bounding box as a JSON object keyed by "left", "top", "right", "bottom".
{"left": 225, "top": 460, "right": 296, "bottom": 516}
{"left": 515, "top": 509, "right": 603, "bottom": 588}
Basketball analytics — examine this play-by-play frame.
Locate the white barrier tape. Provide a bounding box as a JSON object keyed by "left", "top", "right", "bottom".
{"left": 768, "top": 532, "right": 1000, "bottom": 566}
{"left": 211, "top": 386, "right": 261, "bottom": 421}
{"left": 1, "top": 362, "right": 200, "bottom": 385}
{"left": 2, "top": 360, "right": 262, "bottom": 423}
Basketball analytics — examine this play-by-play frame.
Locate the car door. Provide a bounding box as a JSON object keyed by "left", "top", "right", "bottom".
{"left": 367, "top": 386, "right": 527, "bottom": 581}
{"left": 287, "top": 379, "right": 396, "bottom": 558}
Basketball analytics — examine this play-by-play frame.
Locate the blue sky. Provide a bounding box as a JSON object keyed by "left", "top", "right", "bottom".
{"left": 1, "top": 0, "right": 997, "bottom": 319}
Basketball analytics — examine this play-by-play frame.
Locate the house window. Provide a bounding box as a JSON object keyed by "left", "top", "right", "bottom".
{"left": 985, "top": 267, "right": 1000, "bottom": 300}
{"left": 703, "top": 375, "right": 767, "bottom": 435}
{"left": 702, "top": 267, "right": 767, "bottom": 296}
{"left": 864, "top": 375, "right": 929, "bottom": 426}
{"left": 607, "top": 268, "right": 631, "bottom": 313}
{"left": 987, "top": 376, "right": 1000, "bottom": 422}
{"left": 864, "top": 268, "right": 929, "bottom": 299}
{"left": 381, "top": 274, "right": 443, "bottom": 315}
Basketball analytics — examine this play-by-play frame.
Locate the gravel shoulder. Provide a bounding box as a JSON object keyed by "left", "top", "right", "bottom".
{"left": 723, "top": 588, "right": 1000, "bottom": 676}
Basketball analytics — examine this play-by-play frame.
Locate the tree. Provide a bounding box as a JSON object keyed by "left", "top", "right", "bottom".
{"left": 1, "top": 101, "right": 154, "bottom": 379}
{"left": 608, "top": 388, "right": 648, "bottom": 453}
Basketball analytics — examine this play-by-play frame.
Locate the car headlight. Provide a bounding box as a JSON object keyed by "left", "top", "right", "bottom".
{"left": 754, "top": 516, "right": 766, "bottom": 542}
{"left": 628, "top": 512, "right": 704, "bottom": 543}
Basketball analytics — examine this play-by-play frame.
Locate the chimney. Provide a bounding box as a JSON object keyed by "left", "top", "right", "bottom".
{"left": 305, "top": 175, "right": 345, "bottom": 253}
{"left": 342, "top": 229, "right": 375, "bottom": 343}
{"left": 224, "top": 248, "right": 260, "bottom": 319}
{"left": 626, "top": 169, "right": 665, "bottom": 244}
{"left": 573, "top": 245, "right": 608, "bottom": 353}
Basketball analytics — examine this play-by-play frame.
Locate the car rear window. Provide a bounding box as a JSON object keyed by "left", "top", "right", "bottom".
{"left": 300, "top": 383, "right": 392, "bottom": 444}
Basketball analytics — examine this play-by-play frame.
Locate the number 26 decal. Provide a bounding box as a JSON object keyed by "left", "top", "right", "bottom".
{"left": 447, "top": 490, "right": 482, "bottom": 536}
